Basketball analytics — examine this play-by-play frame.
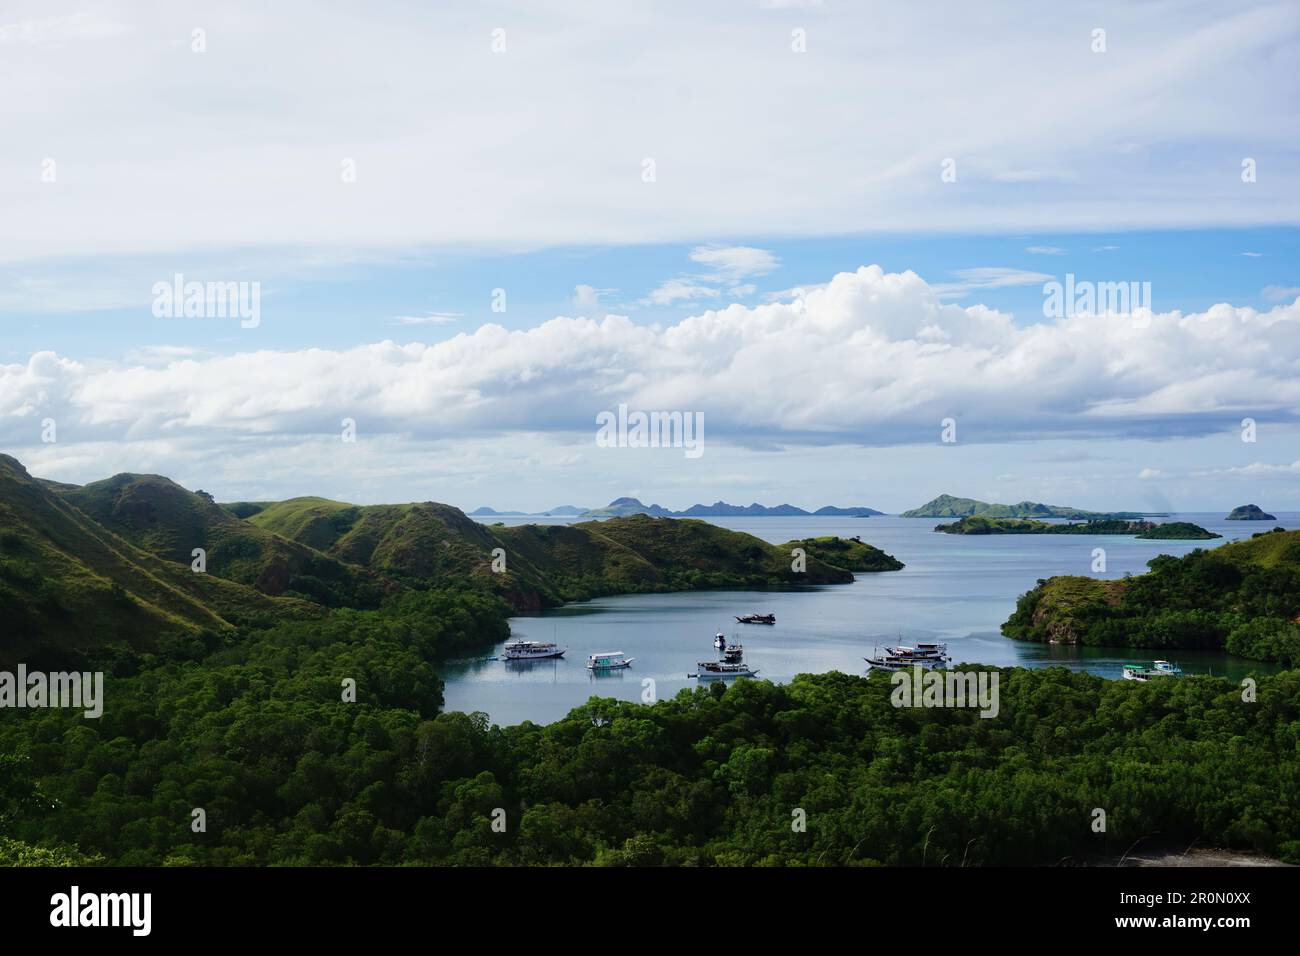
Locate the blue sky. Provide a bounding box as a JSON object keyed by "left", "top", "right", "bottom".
{"left": 4, "top": 227, "right": 1297, "bottom": 362}
{"left": 2, "top": 1, "right": 1299, "bottom": 513}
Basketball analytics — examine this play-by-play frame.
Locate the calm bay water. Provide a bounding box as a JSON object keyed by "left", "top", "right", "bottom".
{"left": 441, "top": 513, "right": 1296, "bottom": 725}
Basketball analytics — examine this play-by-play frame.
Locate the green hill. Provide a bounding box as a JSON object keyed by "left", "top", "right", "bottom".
{"left": 780, "top": 535, "right": 904, "bottom": 571}
{"left": 903, "top": 493, "right": 1144, "bottom": 520}
{"left": 58, "top": 476, "right": 386, "bottom": 608}
{"left": 247, "top": 496, "right": 561, "bottom": 609}
{"left": 934, "top": 515, "right": 1218, "bottom": 539}
{"left": 1003, "top": 528, "right": 1300, "bottom": 664}
{"left": 3, "top": 455, "right": 904, "bottom": 666}
{"left": 0, "top": 455, "right": 319, "bottom": 668}
{"left": 252, "top": 500, "right": 879, "bottom": 607}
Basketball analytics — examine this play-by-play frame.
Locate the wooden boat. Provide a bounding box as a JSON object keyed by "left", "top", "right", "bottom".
{"left": 736, "top": 613, "right": 776, "bottom": 625}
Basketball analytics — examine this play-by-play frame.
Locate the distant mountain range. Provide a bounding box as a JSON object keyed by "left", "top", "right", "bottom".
{"left": 474, "top": 497, "right": 884, "bottom": 518}
{"left": 901, "top": 493, "right": 1157, "bottom": 520}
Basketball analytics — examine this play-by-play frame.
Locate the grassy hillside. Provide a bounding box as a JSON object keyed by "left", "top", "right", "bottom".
{"left": 1003, "top": 528, "right": 1300, "bottom": 663}
{"left": 569, "top": 515, "right": 855, "bottom": 588}
{"left": 781, "top": 535, "right": 905, "bottom": 571}
{"left": 248, "top": 497, "right": 560, "bottom": 609}
{"left": 5, "top": 456, "right": 904, "bottom": 666}
{"left": 60, "top": 477, "right": 387, "bottom": 608}
{"left": 253, "top": 502, "right": 887, "bottom": 609}
{"left": 0, "top": 455, "right": 319, "bottom": 668}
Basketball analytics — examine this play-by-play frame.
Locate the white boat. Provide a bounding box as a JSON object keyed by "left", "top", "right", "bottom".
{"left": 721, "top": 644, "right": 744, "bottom": 663}
{"left": 502, "top": 640, "right": 566, "bottom": 661}
{"left": 864, "top": 654, "right": 906, "bottom": 671}
{"left": 691, "top": 660, "right": 759, "bottom": 680}
{"left": 865, "top": 642, "right": 948, "bottom": 671}
{"left": 1122, "top": 660, "right": 1183, "bottom": 681}
{"left": 587, "top": 651, "right": 634, "bottom": 670}
{"left": 713, "top": 632, "right": 727, "bottom": 649}
{"left": 882, "top": 643, "right": 950, "bottom": 663}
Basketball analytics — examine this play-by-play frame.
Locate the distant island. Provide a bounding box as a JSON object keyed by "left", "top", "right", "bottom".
{"left": 476, "top": 497, "right": 885, "bottom": 519}
{"left": 1227, "top": 504, "right": 1277, "bottom": 521}
{"left": 903, "top": 493, "right": 1159, "bottom": 520}
{"left": 934, "top": 516, "right": 1220, "bottom": 539}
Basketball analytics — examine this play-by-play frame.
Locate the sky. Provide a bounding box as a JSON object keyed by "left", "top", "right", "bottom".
{"left": 2, "top": 1, "right": 1299, "bottom": 513}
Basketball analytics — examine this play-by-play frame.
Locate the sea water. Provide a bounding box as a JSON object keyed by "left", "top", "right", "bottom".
{"left": 441, "top": 514, "right": 1295, "bottom": 725}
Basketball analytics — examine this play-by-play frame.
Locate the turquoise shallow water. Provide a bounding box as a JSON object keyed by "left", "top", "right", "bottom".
{"left": 441, "top": 513, "right": 1296, "bottom": 725}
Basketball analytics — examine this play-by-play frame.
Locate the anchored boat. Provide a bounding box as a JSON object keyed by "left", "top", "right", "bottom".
{"left": 691, "top": 660, "right": 759, "bottom": 680}
{"left": 502, "top": 640, "right": 566, "bottom": 661}
{"left": 587, "top": 651, "right": 634, "bottom": 670}
{"left": 736, "top": 613, "right": 776, "bottom": 625}
{"left": 721, "top": 643, "right": 745, "bottom": 663}
{"left": 865, "top": 641, "right": 950, "bottom": 671}
{"left": 1122, "top": 660, "right": 1183, "bottom": 681}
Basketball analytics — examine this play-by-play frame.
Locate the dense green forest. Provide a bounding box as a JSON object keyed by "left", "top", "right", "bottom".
{"left": 1004, "top": 528, "right": 1300, "bottom": 665}
{"left": 4, "top": 453, "right": 1298, "bottom": 867}
{"left": 4, "top": 611, "right": 1298, "bottom": 865}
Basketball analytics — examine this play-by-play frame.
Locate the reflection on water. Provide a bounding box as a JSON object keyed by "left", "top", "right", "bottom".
{"left": 442, "top": 513, "right": 1296, "bottom": 725}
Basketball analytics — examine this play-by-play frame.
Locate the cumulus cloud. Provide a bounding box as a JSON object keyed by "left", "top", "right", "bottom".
{"left": 4, "top": 266, "right": 1300, "bottom": 456}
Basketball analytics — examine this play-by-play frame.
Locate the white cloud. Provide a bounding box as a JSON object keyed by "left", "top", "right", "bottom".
{"left": 393, "top": 312, "right": 460, "bottom": 325}
{"left": 0, "top": 13, "right": 130, "bottom": 45}
{"left": 934, "top": 267, "right": 1055, "bottom": 298}
{"left": 6, "top": 266, "right": 1300, "bottom": 456}
{"left": 1025, "top": 246, "right": 1065, "bottom": 255}
{"left": 1138, "top": 468, "right": 1162, "bottom": 479}
{"left": 1197, "top": 460, "right": 1300, "bottom": 478}
{"left": 646, "top": 279, "right": 721, "bottom": 305}
{"left": 1, "top": 1, "right": 1295, "bottom": 264}
{"left": 572, "top": 285, "right": 602, "bottom": 310}
{"left": 1264, "top": 285, "right": 1300, "bottom": 301}
{"left": 1240, "top": 251, "right": 1265, "bottom": 257}
{"left": 688, "top": 246, "right": 780, "bottom": 281}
